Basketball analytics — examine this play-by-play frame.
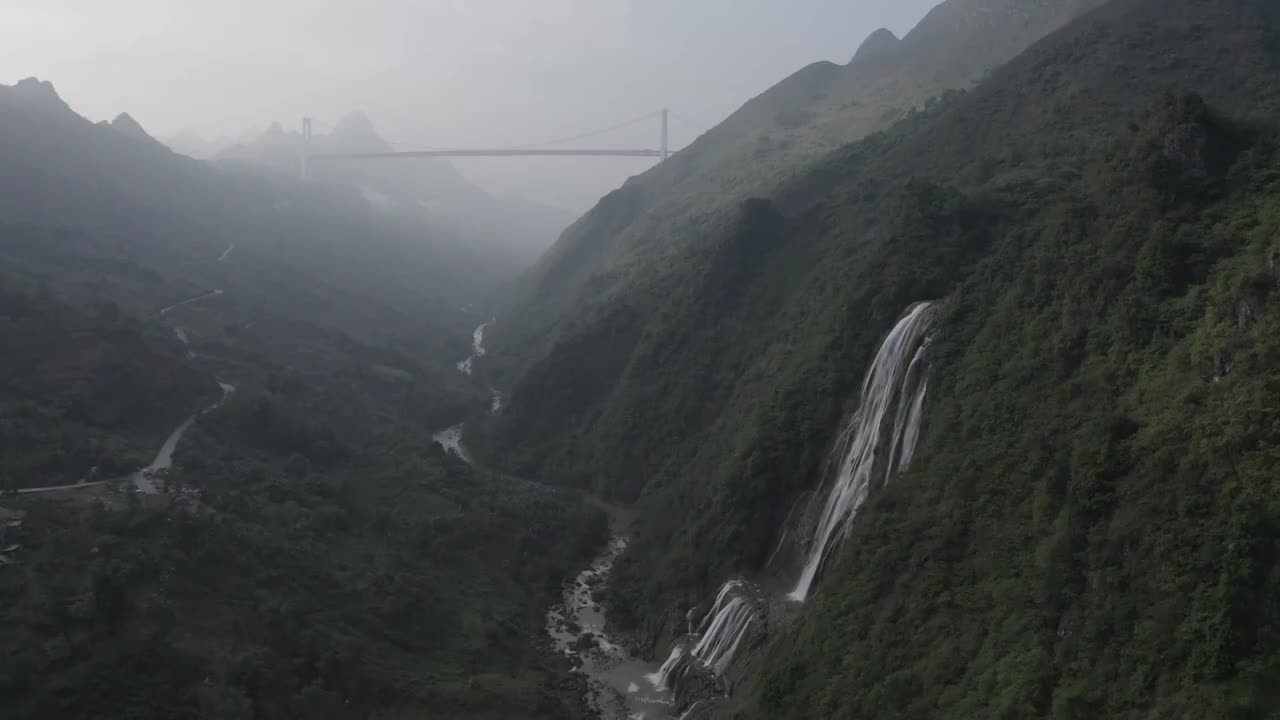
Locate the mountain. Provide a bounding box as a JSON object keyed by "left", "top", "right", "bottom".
{"left": 485, "top": 0, "right": 1111, "bottom": 493}
{"left": 164, "top": 127, "right": 233, "bottom": 158}
{"left": 216, "top": 111, "right": 573, "bottom": 269}
{"left": 0, "top": 78, "right": 604, "bottom": 719}
{"left": 0, "top": 77, "right": 520, "bottom": 350}
{"left": 489, "top": 0, "right": 1109, "bottom": 368}
{"left": 851, "top": 28, "right": 899, "bottom": 62}
{"left": 467, "top": 0, "right": 1280, "bottom": 716}
{"left": 0, "top": 278, "right": 213, "bottom": 488}
{"left": 107, "top": 112, "right": 157, "bottom": 144}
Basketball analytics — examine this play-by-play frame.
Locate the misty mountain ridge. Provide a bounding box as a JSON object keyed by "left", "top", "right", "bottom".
{"left": 164, "top": 127, "right": 232, "bottom": 159}
{"left": 492, "top": 0, "right": 1108, "bottom": 376}
{"left": 218, "top": 112, "right": 474, "bottom": 196}
{"left": 0, "top": 71, "right": 595, "bottom": 720}
{"left": 0, "top": 75, "right": 531, "bottom": 343}
{"left": 212, "top": 110, "right": 573, "bottom": 256}
{"left": 8, "top": 1, "right": 1280, "bottom": 720}
{"left": 108, "top": 112, "right": 161, "bottom": 145}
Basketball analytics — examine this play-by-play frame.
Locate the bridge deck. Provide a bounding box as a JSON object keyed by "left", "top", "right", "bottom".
{"left": 311, "top": 148, "right": 669, "bottom": 160}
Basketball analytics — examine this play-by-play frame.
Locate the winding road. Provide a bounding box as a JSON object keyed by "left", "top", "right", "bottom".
{"left": 14, "top": 243, "right": 240, "bottom": 495}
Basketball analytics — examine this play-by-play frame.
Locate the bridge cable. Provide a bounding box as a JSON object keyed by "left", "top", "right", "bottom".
{"left": 499, "top": 110, "right": 662, "bottom": 150}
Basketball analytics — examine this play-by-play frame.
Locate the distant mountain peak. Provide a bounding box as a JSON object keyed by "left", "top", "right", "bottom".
{"left": 335, "top": 111, "right": 375, "bottom": 135}
{"left": 853, "top": 28, "right": 900, "bottom": 62}
{"left": 110, "top": 112, "right": 153, "bottom": 141}
{"left": 330, "top": 111, "right": 391, "bottom": 153}
{"left": 13, "top": 77, "right": 59, "bottom": 98}
{"left": 4, "top": 77, "right": 72, "bottom": 115}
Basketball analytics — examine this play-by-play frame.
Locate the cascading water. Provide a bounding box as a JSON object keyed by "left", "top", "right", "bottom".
{"left": 647, "top": 579, "right": 759, "bottom": 694}
{"left": 431, "top": 424, "right": 472, "bottom": 464}
{"left": 691, "top": 591, "right": 755, "bottom": 676}
{"left": 645, "top": 646, "right": 687, "bottom": 692}
{"left": 548, "top": 535, "right": 677, "bottom": 719}
{"left": 457, "top": 320, "right": 492, "bottom": 375}
{"left": 884, "top": 340, "right": 931, "bottom": 482}
{"left": 788, "top": 302, "right": 937, "bottom": 602}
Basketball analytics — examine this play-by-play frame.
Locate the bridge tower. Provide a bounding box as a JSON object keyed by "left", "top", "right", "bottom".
{"left": 660, "top": 108, "right": 670, "bottom": 161}
{"left": 300, "top": 117, "right": 313, "bottom": 179}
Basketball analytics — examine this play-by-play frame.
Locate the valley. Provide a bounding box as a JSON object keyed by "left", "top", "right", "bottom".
{"left": 5, "top": 0, "right": 1280, "bottom": 718}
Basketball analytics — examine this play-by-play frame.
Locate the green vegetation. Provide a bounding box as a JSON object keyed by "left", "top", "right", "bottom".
{"left": 488, "top": 0, "right": 1106, "bottom": 381}
{"left": 0, "top": 276, "right": 211, "bottom": 488}
{"left": 0, "top": 366, "right": 606, "bottom": 719}
{"left": 10, "top": 0, "right": 1280, "bottom": 717}
{"left": 0, "top": 76, "right": 605, "bottom": 719}
{"left": 745, "top": 90, "right": 1280, "bottom": 720}
{"left": 486, "top": 0, "right": 1280, "bottom": 716}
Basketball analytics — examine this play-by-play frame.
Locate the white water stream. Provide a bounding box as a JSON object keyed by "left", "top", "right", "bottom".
{"left": 788, "top": 302, "right": 936, "bottom": 602}
{"left": 456, "top": 320, "right": 491, "bottom": 375}
{"left": 433, "top": 320, "right": 504, "bottom": 461}
{"left": 546, "top": 535, "right": 678, "bottom": 719}
{"left": 647, "top": 579, "right": 760, "bottom": 696}
{"left": 430, "top": 423, "right": 473, "bottom": 464}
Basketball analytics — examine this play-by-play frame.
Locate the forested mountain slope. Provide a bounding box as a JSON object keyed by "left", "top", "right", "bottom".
{"left": 0, "top": 278, "right": 213, "bottom": 488}
{"left": 489, "top": 0, "right": 1106, "bottom": 368}
{"left": 0, "top": 80, "right": 604, "bottom": 719}
{"left": 483, "top": 0, "right": 1280, "bottom": 716}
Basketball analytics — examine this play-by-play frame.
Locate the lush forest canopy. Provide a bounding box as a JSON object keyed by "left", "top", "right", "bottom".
{"left": 481, "top": 0, "right": 1280, "bottom": 716}
{"left": 7, "top": 0, "right": 1280, "bottom": 718}
{"left": 0, "top": 76, "right": 605, "bottom": 719}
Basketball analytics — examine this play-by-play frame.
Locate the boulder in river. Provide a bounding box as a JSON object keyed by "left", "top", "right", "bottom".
{"left": 573, "top": 633, "right": 599, "bottom": 652}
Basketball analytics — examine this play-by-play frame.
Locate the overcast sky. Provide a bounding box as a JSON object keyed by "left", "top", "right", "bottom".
{"left": 3, "top": 0, "right": 941, "bottom": 211}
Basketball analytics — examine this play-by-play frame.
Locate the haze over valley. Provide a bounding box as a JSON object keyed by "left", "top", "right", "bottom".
{"left": 4, "top": 1, "right": 1280, "bottom": 719}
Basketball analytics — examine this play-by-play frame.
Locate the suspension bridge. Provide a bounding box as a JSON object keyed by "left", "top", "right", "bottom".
{"left": 301, "top": 109, "right": 682, "bottom": 178}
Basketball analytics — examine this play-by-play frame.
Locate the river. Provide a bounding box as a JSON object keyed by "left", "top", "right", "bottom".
{"left": 456, "top": 320, "right": 492, "bottom": 375}
{"left": 546, "top": 524, "right": 678, "bottom": 719}
{"left": 430, "top": 423, "right": 472, "bottom": 464}
{"left": 433, "top": 320, "right": 504, "bottom": 461}
{"left": 439, "top": 320, "right": 675, "bottom": 717}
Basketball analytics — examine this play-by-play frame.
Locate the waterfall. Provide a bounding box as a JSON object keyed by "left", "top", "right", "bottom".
{"left": 691, "top": 580, "right": 756, "bottom": 676}
{"left": 788, "top": 302, "right": 936, "bottom": 602}
{"left": 646, "top": 579, "right": 759, "bottom": 695}
{"left": 692, "top": 596, "right": 754, "bottom": 676}
{"left": 884, "top": 341, "right": 931, "bottom": 482}
{"left": 678, "top": 702, "right": 702, "bottom": 720}
{"left": 644, "top": 646, "right": 687, "bottom": 692}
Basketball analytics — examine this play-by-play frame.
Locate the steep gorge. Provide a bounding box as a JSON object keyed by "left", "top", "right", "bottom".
{"left": 488, "top": 0, "right": 1108, "bottom": 373}
{"left": 484, "top": 0, "right": 1280, "bottom": 717}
